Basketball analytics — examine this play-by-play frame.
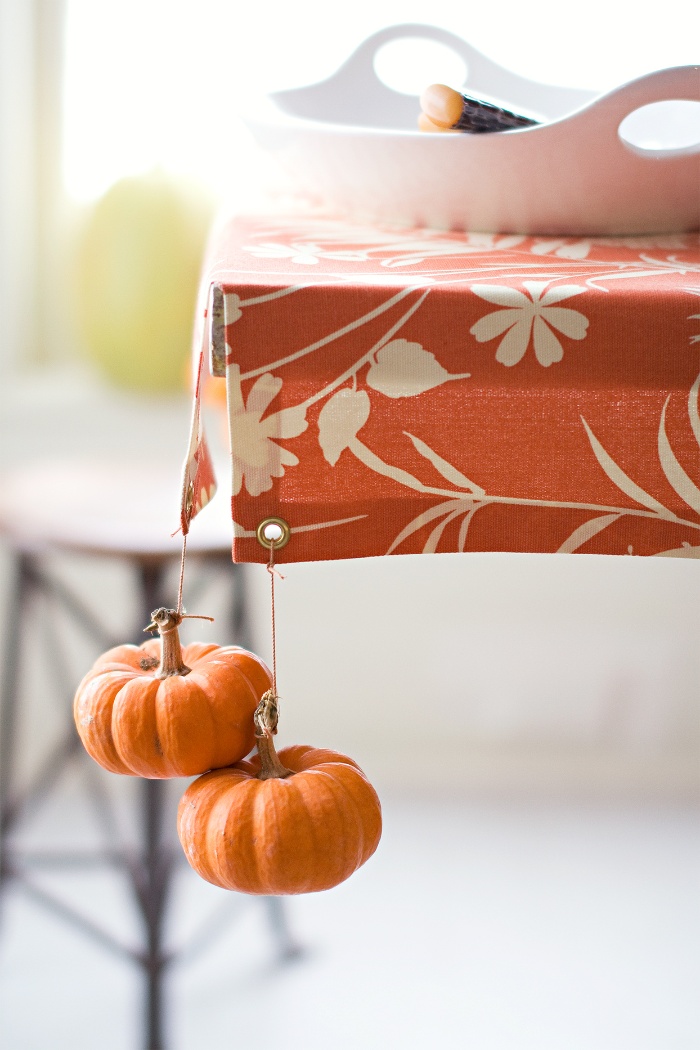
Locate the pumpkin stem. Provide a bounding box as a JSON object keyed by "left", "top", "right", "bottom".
{"left": 254, "top": 690, "right": 293, "bottom": 780}
{"left": 145, "top": 607, "right": 191, "bottom": 678}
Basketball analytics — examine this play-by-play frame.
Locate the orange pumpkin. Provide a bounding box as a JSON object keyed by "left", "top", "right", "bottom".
{"left": 177, "top": 693, "right": 382, "bottom": 894}
{"left": 73, "top": 608, "right": 272, "bottom": 778}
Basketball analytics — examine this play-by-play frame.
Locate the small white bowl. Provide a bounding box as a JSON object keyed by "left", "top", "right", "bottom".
{"left": 242, "top": 24, "right": 700, "bottom": 236}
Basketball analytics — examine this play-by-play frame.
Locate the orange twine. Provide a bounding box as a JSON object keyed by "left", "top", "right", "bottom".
{"left": 176, "top": 532, "right": 188, "bottom": 616}
{"left": 267, "top": 539, "right": 285, "bottom": 697}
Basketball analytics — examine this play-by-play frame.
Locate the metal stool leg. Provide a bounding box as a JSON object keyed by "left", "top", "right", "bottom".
{"left": 0, "top": 553, "right": 30, "bottom": 896}
{"left": 141, "top": 778, "right": 171, "bottom": 1050}
{"left": 134, "top": 560, "right": 175, "bottom": 1050}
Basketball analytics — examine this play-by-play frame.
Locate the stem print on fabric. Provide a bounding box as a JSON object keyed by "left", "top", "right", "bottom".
{"left": 380, "top": 370, "right": 700, "bottom": 558}
{"left": 210, "top": 215, "right": 700, "bottom": 561}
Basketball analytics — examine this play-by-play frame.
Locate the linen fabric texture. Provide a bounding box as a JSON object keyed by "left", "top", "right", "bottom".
{"left": 188, "top": 214, "right": 700, "bottom": 563}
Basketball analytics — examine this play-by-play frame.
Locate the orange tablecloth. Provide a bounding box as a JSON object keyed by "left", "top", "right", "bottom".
{"left": 185, "top": 214, "right": 700, "bottom": 563}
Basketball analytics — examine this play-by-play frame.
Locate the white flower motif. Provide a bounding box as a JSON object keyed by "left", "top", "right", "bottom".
{"left": 227, "top": 365, "right": 308, "bottom": 496}
{"left": 242, "top": 241, "right": 322, "bottom": 265}
{"left": 470, "top": 282, "right": 589, "bottom": 366}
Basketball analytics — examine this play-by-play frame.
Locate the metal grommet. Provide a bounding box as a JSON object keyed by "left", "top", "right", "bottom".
{"left": 256, "top": 516, "right": 291, "bottom": 551}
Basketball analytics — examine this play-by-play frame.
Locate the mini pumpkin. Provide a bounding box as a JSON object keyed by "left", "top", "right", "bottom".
{"left": 177, "top": 693, "right": 382, "bottom": 894}
{"left": 73, "top": 608, "right": 272, "bottom": 778}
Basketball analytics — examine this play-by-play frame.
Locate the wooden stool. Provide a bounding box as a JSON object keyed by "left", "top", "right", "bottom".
{"left": 0, "top": 458, "right": 297, "bottom": 1050}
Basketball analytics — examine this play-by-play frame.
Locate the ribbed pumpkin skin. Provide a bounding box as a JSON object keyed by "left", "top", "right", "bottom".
{"left": 177, "top": 745, "right": 382, "bottom": 894}
{"left": 73, "top": 640, "right": 272, "bottom": 778}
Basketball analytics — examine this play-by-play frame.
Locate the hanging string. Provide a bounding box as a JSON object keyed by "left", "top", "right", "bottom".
{"left": 152, "top": 529, "right": 212, "bottom": 633}
{"left": 176, "top": 531, "right": 188, "bottom": 616}
{"left": 267, "top": 537, "right": 285, "bottom": 697}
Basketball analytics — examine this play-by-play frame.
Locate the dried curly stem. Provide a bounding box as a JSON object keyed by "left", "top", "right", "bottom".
{"left": 145, "top": 608, "right": 191, "bottom": 679}
{"left": 254, "top": 691, "right": 293, "bottom": 780}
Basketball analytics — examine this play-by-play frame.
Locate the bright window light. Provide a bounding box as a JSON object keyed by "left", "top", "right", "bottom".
{"left": 62, "top": 0, "right": 700, "bottom": 204}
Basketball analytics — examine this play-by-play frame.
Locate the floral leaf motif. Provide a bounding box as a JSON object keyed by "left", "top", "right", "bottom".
{"left": 276, "top": 404, "right": 309, "bottom": 440}
{"left": 424, "top": 508, "right": 466, "bottom": 553}
{"left": 458, "top": 509, "right": 478, "bottom": 551}
{"left": 242, "top": 241, "right": 321, "bottom": 264}
{"left": 379, "top": 233, "right": 526, "bottom": 267}
{"left": 386, "top": 498, "right": 474, "bottom": 554}
{"left": 366, "top": 339, "right": 469, "bottom": 398}
{"left": 655, "top": 543, "right": 700, "bottom": 558}
{"left": 530, "top": 239, "right": 592, "bottom": 259}
{"left": 351, "top": 438, "right": 463, "bottom": 497}
{"left": 338, "top": 272, "right": 434, "bottom": 286}
{"left": 526, "top": 283, "right": 586, "bottom": 305}
{"left": 228, "top": 365, "right": 307, "bottom": 497}
{"left": 688, "top": 369, "right": 700, "bottom": 449}
{"left": 471, "top": 285, "right": 529, "bottom": 308}
{"left": 318, "top": 388, "right": 370, "bottom": 466}
{"left": 557, "top": 513, "right": 621, "bottom": 553}
{"left": 468, "top": 233, "right": 526, "bottom": 251}
{"left": 232, "top": 513, "right": 367, "bottom": 539}
{"left": 532, "top": 316, "right": 564, "bottom": 365}
{"left": 470, "top": 283, "right": 589, "bottom": 367}
{"left": 245, "top": 372, "right": 281, "bottom": 416}
{"left": 224, "top": 292, "right": 242, "bottom": 323}
{"left": 404, "top": 432, "right": 485, "bottom": 494}
{"left": 580, "top": 416, "right": 673, "bottom": 518}
{"left": 657, "top": 397, "right": 700, "bottom": 515}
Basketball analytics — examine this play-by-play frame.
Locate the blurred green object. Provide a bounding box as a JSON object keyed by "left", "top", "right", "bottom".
{"left": 72, "top": 171, "right": 214, "bottom": 392}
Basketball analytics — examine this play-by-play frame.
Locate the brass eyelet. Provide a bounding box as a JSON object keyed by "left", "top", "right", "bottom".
{"left": 256, "top": 516, "right": 291, "bottom": 550}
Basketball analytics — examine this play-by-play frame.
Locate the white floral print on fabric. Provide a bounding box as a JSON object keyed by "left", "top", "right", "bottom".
{"left": 318, "top": 388, "right": 371, "bottom": 466}
{"left": 366, "top": 339, "right": 470, "bottom": 398}
{"left": 241, "top": 241, "right": 386, "bottom": 266}
{"left": 689, "top": 291, "right": 700, "bottom": 345}
{"left": 242, "top": 242, "right": 323, "bottom": 265}
{"left": 470, "top": 282, "right": 589, "bottom": 366}
{"left": 224, "top": 292, "right": 243, "bottom": 321}
{"left": 530, "top": 240, "right": 592, "bottom": 259}
{"left": 227, "top": 364, "right": 307, "bottom": 496}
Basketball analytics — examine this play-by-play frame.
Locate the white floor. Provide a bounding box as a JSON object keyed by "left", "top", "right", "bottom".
{"left": 0, "top": 766, "right": 698, "bottom": 1050}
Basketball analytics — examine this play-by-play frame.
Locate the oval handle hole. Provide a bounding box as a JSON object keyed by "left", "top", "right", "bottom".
{"left": 373, "top": 38, "right": 468, "bottom": 97}
{"left": 618, "top": 100, "right": 700, "bottom": 153}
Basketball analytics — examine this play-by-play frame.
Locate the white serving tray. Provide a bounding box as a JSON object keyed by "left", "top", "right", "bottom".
{"left": 242, "top": 23, "right": 700, "bottom": 236}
